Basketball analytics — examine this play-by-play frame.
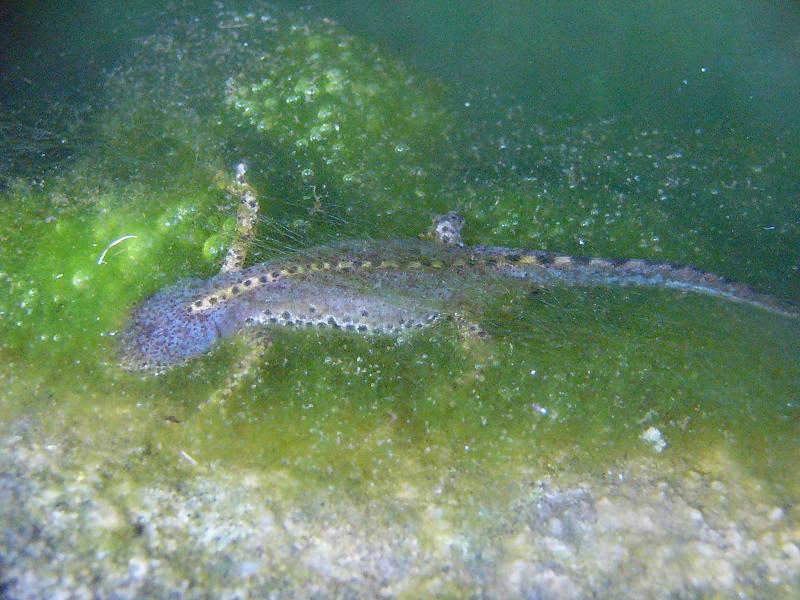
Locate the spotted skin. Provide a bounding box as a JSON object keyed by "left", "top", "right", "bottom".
{"left": 118, "top": 253, "right": 447, "bottom": 373}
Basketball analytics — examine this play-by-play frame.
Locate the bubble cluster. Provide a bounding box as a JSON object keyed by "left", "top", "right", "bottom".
{"left": 224, "top": 15, "right": 459, "bottom": 215}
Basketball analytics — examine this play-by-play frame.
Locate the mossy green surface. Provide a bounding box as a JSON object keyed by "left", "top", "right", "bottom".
{"left": 0, "top": 5, "right": 798, "bottom": 524}
{"left": 226, "top": 16, "right": 457, "bottom": 222}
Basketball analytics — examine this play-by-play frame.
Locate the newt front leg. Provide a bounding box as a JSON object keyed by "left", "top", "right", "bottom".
{"left": 206, "top": 162, "right": 272, "bottom": 410}
{"left": 220, "top": 162, "right": 260, "bottom": 274}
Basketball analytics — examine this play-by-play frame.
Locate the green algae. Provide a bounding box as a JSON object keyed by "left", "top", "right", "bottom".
{"left": 0, "top": 4, "right": 798, "bottom": 529}
{"left": 224, "top": 15, "right": 458, "bottom": 224}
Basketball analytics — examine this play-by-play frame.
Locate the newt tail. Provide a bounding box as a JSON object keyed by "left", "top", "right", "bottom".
{"left": 470, "top": 244, "right": 800, "bottom": 320}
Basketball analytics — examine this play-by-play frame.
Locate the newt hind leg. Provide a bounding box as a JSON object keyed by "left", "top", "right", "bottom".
{"left": 200, "top": 328, "right": 272, "bottom": 414}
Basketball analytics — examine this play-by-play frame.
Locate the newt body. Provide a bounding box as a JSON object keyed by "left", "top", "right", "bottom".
{"left": 118, "top": 164, "right": 798, "bottom": 374}
{"left": 119, "top": 236, "right": 798, "bottom": 373}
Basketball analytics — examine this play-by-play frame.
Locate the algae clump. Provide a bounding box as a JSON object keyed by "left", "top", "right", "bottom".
{"left": 225, "top": 16, "right": 457, "bottom": 220}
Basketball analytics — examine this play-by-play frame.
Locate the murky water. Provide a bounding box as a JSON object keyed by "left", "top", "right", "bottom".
{"left": 1, "top": 2, "right": 799, "bottom": 597}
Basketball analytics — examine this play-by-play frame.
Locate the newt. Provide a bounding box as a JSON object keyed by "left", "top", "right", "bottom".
{"left": 119, "top": 163, "right": 799, "bottom": 375}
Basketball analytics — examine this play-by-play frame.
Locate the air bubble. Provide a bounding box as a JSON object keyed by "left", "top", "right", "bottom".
{"left": 72, "top": 270, "right": 91, "bottom": 288}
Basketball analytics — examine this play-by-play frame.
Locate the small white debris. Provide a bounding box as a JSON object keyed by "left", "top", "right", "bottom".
{"left": 179, "top": 450, "right": 198, "bottom": 466}
{"left": 96, "top": 235, "right": 137, "bottom": 265}
{"left": 640, "top": 427, "right": 667, "bottom": 453}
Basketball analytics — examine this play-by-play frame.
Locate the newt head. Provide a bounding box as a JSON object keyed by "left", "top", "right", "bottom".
{"left": 118, "top": 278, "right": 229, "bottom": 373}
